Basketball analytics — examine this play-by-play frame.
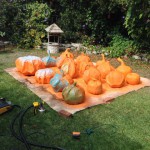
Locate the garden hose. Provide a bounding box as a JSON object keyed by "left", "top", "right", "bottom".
{"left": 10, "top": 103, "right": 65, "bottom": 150}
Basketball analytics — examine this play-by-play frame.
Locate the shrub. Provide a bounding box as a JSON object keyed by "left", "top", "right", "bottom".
{"left": 109, "top": 34, "right": 138, "bottom": 57}
{"left": 19, "top": 2, "right": 53, "bottom": 48}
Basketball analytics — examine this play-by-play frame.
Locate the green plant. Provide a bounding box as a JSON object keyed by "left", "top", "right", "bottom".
{"left": 19, "top": 2, "right": 53, "bottom": 48}
{"left": 109, "top": 34, "right": 138, "bottom": 57}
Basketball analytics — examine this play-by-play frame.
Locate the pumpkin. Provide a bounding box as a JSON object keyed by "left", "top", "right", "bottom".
{"left": 87, "top": 78, "right": 102, "bottom": 95}
{"left": 60, "top": 48, "right": 74, "bottom": 58}
{"left": 35, "top": 68, "right": 55, "bottom": 84}
{"left": 50, "top": 73, "right": 73, "bottom": 92}
{"left": 15, "top": 56, "right": 45, "bottom": 75}
{"left": 106, "top": 70, "right": 125, "bottom": 88}
{"left": 61, "top": 59, "right": 76, "bottom": 78}
{"left": 126, "top": 73, "right": 140, "bottom": 85}
{"left": 62, "top": 83, "right": 85, "bottom": 105}
{"left": 116, "top": 58, "right": 132, "bottom": 77}
{"left": 42, "top": 54, "right": 56, "bottom": 67}
{"left": 75, "top": 53, "right": 91, "bottom": 64}
{"left": 96, "top": 54, "right": 114, "bottom": 79}
{"left": 83, "top": 67, "right": 101, "bottom": 83}
{"left": 77, "top": 61, "right": 94, "bottom": 77}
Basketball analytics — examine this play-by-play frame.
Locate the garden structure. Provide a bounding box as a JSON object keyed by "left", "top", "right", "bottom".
{"left": 45, "top": 23, "right": 64, "bottom": 54}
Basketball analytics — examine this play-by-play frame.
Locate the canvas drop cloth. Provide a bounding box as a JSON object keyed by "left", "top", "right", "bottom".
{"left": 5, "top": 67, "right": 150, "bottom": 115}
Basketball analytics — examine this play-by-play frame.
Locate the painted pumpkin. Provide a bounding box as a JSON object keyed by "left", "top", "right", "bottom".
{"left": 116, "top": 58, "right": 132, "bottom": 77}
{"left": 15, "top": 56, "right": 45, "bottom": 75}
{"left": 42, "top": 55, "right": 56, "bottom": 67}
{"left": 87, "top": 78, "right": 102, "bottom": 95}
{"left": 35, "top": 68, "right": 55, "bottom": 84}
{"left": 62, "top": 83, "right": 85, "bottom": 105}
{"left": 60, "top": 48, "right": 74, "bottom": 58}
{"left": 106, "top": 70, "right": 125, "bottom": 88}
{"left": 50, "top": 73, "right": 73, "bottom": 92}
{"left": 75, "top": 53, "right": 91, "bottom": 64}
{"left": 76, "top": 61, "right": 94, "bottom": 77}
{"left": 96, "top": 54, "right": 114, "bottom": 79}
{"left": 126, "top": 73, "right": 140, "bottom": 85}
{"left": 83, "top": 67, "right": 101, "bottom": 83}
{"left": 61, "top": 59, "right": 76, "bottom": 78}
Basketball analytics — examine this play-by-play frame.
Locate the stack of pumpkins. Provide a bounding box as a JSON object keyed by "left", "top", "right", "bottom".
{"left": 15, "top": 48, "right": 140, "bottom": 105}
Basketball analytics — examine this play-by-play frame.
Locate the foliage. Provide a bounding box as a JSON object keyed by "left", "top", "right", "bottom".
{"left": 19, "top": 2, "right": 52, "bottom": 48}
{"left": 0, "top": 0, "right": 25, "bottom": 42}
{"left": 124, "top": 0, "right": 150, "bottom": 49}
{"left": 108, "top": 34, "right": 138, "bottom": 57}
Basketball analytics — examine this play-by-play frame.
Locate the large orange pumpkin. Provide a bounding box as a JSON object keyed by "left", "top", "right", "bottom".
{"left": 116, "top": 58, "right": 132, "bottom": 77}
{"left": 56, "top": 48, "right": 74, "bottom": 68}
{"left": 75, "top": 53, "right": 91, "bottom": 64}
{"left": 126, "top": 73, "right": 140, "bottom": 85}
{"left": 83, "top": 67, "right": 101, "bottom": 83}
{"left": 87, "top": 78, "right": 102, "bottom": 95}
{"left": 96, "top": 54, "right": 114, "bottom": 79}
{"left": 60, "top": 48, "right": 74, "bottom": 58}
{"left": 35, "top": 68, "right": 55, "bottom": 84}
{"left": 77, "top": 61, "right": 94, "bottom": 77}
{"left": 15, "top": 56, "right": 45, "bottom": 76}
{"left": 106, "top": 70, "right": 125, "bottom": 88}
{"left": 61, "top": 59, "right": 76, "bottom": 78}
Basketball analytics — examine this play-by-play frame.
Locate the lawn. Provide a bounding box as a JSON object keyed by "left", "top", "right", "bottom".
{"left": 0, "top": 48, "right": 150, "bottom": 150}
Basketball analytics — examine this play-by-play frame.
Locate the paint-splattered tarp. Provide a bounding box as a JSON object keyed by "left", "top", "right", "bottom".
{"left": 5, "top": 67, "right": 150, "bottom": 115}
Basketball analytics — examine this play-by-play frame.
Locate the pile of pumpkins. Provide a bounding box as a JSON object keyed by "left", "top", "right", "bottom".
{"left": 15, "top": 48, "right": 140, "bottom": 105}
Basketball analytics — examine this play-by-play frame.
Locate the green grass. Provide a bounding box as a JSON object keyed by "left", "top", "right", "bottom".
{"left": 0, "top": 48, "right": 150, "bottom": 150}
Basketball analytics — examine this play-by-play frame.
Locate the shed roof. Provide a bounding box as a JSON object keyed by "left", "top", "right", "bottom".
{"left": 45, "top": 23, "right": 64, "bottom": 34}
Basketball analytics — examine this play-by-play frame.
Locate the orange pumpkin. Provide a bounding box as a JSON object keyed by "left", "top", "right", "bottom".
{"left": 83, "top": 67, "right": 101, "bottom": 83}
{"left": 96, "top": 54, "right": 114, "bottom": 79}
{"left": 75, "top": 53, "right": 91, "bottom": 64}
{"left": 60, "top": 48, "right": 74, "bottom": 58}
{"left": 116, "top": 58, "right": 132, "bottom": 77}
{"left": 77, "top": 61, "right": 94, "bottom": 77}
{"left": 56, "top": 48, "right": 74, "bottom": 68}
{"left": 87, "top": 78, "right": 102, "bottom": 95}
{"left": 106, "top": 70, "right": 125, "bottom": 88}
{"left": 61, "top": 59, "right": 76, "bottom": 78}
{"left": 15, "top": 56, "right": 45, "bottom": 76}
{"left": 35, "top": 68, "right": 55, "bottom": 84}
{"left": 126, "top": 73, "right": 140, "bottom": 85}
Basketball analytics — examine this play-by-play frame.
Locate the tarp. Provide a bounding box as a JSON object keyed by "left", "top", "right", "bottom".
{"left": 5, "top": 67, "right": 150, "bottom": 115}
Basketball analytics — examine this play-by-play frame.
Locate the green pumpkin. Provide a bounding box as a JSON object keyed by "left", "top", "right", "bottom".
{"left": 62, "top": 83, "right": 85, "bottom": 105}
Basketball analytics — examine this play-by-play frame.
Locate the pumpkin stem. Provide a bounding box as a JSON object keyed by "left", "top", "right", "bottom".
{"left": 91, "top": 77, "right": 98, "bottom": 81}
{"left": 66, "top": 48, "right": 70, "bottom": 52}
{"left": 117, "top": 58, "right": 125, "bottom": 66}
{"left": 73, "top": 82, "right": 77, "bottom": 86}
{"left": 101, "top": 54, "right": 106, "bottom": 62}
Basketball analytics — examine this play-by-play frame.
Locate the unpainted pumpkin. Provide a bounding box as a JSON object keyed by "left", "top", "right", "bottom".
{"left": 83, "top": 67, "right": 101, "bottom": 83}
{"left": 87, "top": 78, "right": 102, "bottom": 95}
{"left": 35, "top": 68, "right": 55, "bottom": 84}
{"left": 15, "top": 56, "right": 45, "bottom": 76}
{"left": 126, "top": 73, "right": 140, "bottom": 85}
{"left": 62, "top": 83, "right": 85, "bottom": 105}
{"left": 106, "top": 70, "right": 125, "bottom": 88}
{"left": 116, "top": 58, "right": 132, "bottom": 77}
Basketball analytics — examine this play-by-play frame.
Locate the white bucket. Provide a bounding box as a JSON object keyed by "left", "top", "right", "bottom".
{"left": 47, "top": 43, "right": 59, "bottom": 54}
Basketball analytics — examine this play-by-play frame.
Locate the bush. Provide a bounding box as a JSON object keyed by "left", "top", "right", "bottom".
{"left": 108, "top": 34, "right": 138, "bottom": 57}
{"left": 19, "top": 2, "right": 53, "bottom": 48}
